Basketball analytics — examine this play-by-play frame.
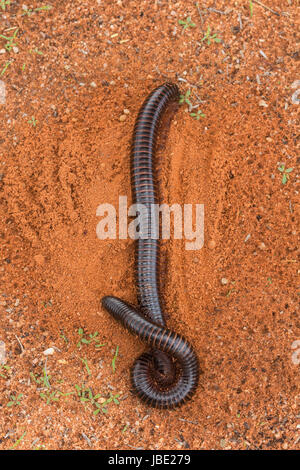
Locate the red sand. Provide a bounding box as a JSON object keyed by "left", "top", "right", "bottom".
{"left": 0, "top": 0, "right": 299, "bottom": 450}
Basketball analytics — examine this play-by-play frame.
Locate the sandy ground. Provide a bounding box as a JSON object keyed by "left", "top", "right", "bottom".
{"left": 0, "top": 0, "right": 299, "bottom": 450}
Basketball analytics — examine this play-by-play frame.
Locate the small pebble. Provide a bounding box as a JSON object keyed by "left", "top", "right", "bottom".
{"left": 123, "top": 108, "right": 130, "bottom": 114}
{"left": 90, "top": 81, "right": 97, "bottom": 88}
{"left": 259, "top": 99, "right": 268, "bottom": 107}
{"left": 0, "top": 80, "right": 6, "bottom": 105}
{"left": 258, "top": 242, "right": 266, "bottom": 250}
{"left": 221, "top": 278, "right": 228, "bottom": 285}
{"left": 43, "top": 347, "right": 55, "bottom": 356}
{"left": 119, "top": 114, "right": 127, "bottom": 122}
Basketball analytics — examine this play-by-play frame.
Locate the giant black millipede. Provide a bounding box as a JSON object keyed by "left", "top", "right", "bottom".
{"left": 102, "top": 83, "right": 199, "bottom": 409}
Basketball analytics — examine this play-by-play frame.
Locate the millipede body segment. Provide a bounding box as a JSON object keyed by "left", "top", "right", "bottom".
{"left": 101, "top": 83, "right": 200, "bottom": 408}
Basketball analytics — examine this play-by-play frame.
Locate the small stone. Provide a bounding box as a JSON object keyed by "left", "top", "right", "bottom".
{"left": 0, "top": 49, "right": 6, "bottom": 54}
{"left": 221, "top": 278, "right": 228, "bottom": 285}
{"left": 208, "top": 240, "right": 216, "bottom": 249}
{"left": 119, "top": 114, "right": 127, "bottom": 122}
{"left": 43, "top": 347, "right": 55, "bottom": 356}
{"left": 259, "top": 100, "right": 268, "bottom": 107}
{"left": 123, "top": 108, "right": 130, "bottom": 114}
{"left": 13, "top": 46, "right": 19, "bottom": 54}
{"left": 90, "top": 81, "right": 97, "bottom": 88}
{"left": 0, "top": 80, "right": 6, "bottom": 105}
{"left": 98, "top": 397, "right": 107, "bottom": 404}
{"left": 258, "top": 242, "right": 266, "bottom": 250}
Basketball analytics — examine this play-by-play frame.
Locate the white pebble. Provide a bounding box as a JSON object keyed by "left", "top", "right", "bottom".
{"left": 0, "top": 80, "right": 6, "bottom": 105}
{"left": 0, "top": 341, "right": 6, "bottom": 364}
{"left": 259, "top": 99, "right": 268, "bottom": 107}
{"left": 43, "top": 347, "right": 55, "bottom": 356}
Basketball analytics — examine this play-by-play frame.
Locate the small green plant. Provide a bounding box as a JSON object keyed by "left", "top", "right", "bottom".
{"left": 0, "top": 0, "right": 10, "bottom": 11}
{"left": 112, "top": 345, "right": 119, "bottom": 373}
{"left": 97, "top": 393, "right": 120, "bottom": 415}
{"left": 278, "top": 164, "right": 293, "bottom": 185}
{"left": 74, "top": 384, "right": 118, "bottom": 415}
{"left": 122, "top": 424, "right": 129, "bottom": 433}
{"left": 190, "top": 109, "right": 205, "bottom": 120}
{"left": 249, "top": 0, "right": 254, "bottom": 17}
{"left": 7, "top": 393, "right": 23, "bottom": 407}
{"left": 30, "top": 47, "right": 44, "bottom": 55}
{"left": 0, "top": 363, "right": 10, "bottom": 379}
{"left": 60, "top": 331, "right": 68, "bottom": 344}
{"left": 9, "top": 431, "right": 26, "bottom": 450}
{"left": 178, "top": 16, "right": 196, "bottom": 32}
{"left": 0, "top": 27, "right": 18, "bottom": 51}
{"left": 80, "top": 357, "right": 91, "bottom": 376}
{"left": 77, "top": 328, "right": 106, "bottom": 349}
{"left": 40, "top": 390, "right": 60, "bottom": 404}
{"left": 201, "top": 26, "right": 221, "bottom": 45}
{"left": 30, "top": 367, "right": 51, "bottom": 388}
{"left": 28, "top": 116, "right": 37, "bottom": 127}
{"left": 179, "top": 89, "right": 192, "bottom": 106}
{"left": 180, "top": 89, "right": 206, "bottom": 121}
{"left": 1, "top": 60, "right": 11, "bottom": 76}
{"left": 21, "top": 5, "right": 52, "bottom": 16}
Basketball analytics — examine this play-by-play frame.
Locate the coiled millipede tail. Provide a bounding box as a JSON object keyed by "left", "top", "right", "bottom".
{"left": 102, "top": 83, "right": 200, "bottom": 409}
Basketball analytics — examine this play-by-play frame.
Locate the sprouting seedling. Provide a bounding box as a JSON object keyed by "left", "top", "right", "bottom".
{"left": 0, "top": 0, "right": 10, "bottom": 11}
{"left": 278, "top": 164, "right": 293, "bottom": 185}
{"left": 0, "top": 364, "right": 10, "bottom": 379}
{"left": 9, "top": 431, "right": 26, "bottom": 450}
{"left": 30, "top": 47, "right": 44, "bottom": 55}
{"left": 74, "top": 384, "right": 115, "bottom": 415}
{"left": 77, "top": 328, "right": 105, "bottom": 349}
{"left": 28, "top": 116, "right": 37, "bottom": 127}
{"left": 80, "top": 357, "right": 91, "bottom": 376}
{"left": 112, "top": 345, "right": 119, "bottom": 373}
{"left": 190, "top": 109, "right": 205, "bottom": 120}
{"left": 179, "top": 89, "right": 192, "bottom": 106}
{"left": 21, "top": 5, "right": 52, "bottom": 16}
{"left": 249, "top": 0, "right": 254, "bottom": 17}
{"left": 30, "top": 367, "right": 51, "bottom": 388}
{"left": 1, "top": 60, "right": 11, "bottom": 76}
{"left": 7, "top": 393, "right": 23, "bottom": 407}
{"left": 40, "top": 390, "right": 60, "bottom": 404}
{"left": 178, "top": 16, "right": 196, "bottom": 32}
{"left": 201, "top": 25, "right": 221, "bottom": 45}
{"left": 0, "top": 27, "right": 18, "bottom": 51}
{"left": 94, "top": 392, "right": 120, "bottom": 415}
